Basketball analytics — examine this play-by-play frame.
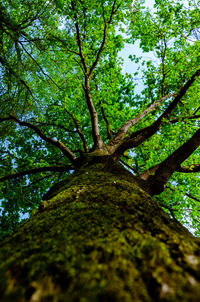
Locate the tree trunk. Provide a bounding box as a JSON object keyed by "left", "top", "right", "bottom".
{"left": 0, "top": 158, "right": 200, "bottom": 302}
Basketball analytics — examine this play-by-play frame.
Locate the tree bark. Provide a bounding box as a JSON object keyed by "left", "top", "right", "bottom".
{"left": 0, "top": 158, "right": 200, "bottom": 302}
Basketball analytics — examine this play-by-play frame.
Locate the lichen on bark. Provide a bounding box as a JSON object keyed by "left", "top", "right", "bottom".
{"left": 0, "top": 160, "right": 200, "bottom": 302}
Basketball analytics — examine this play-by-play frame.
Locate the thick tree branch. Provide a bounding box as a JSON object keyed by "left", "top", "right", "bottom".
{"left": 70, "top": 1, "right": 120, "bottom": 150}
{"left": 84, "top": 78, "right": 104, "bottom": 150}
{"left": 112, "top": 69, "right": 200, "bottom": 157}
{"left": 108, "top": 92, "right": 176, "bottom": 148}
{"left": 138, "top": 163, "right": 161, "bottom": 180}
{"left": 138, "top": 161, "right": 200, "bottom": 181}
{"left": 151, "top": 68, "right": 200, "bottom": 124}
{"left": 71, "top": 1, "right": 103, "bottom": 149}
{"left": 0, "top": 165, "right": 74, "bottom": 182}
{"left": 1, "top": 115, "right": 76, "bottom": 163}
{"left": 138, "top": 162, "right": 200, "bottom": 181}
{"left": 143, "top": 127, "right": 200, "bottom": 195}
{"left": 82, "top": 1, "right": 120, "bottom": 147}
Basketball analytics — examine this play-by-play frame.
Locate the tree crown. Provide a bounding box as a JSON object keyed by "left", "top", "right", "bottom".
{"left": 0, "top": 0, "right": 200, "bottom": 237}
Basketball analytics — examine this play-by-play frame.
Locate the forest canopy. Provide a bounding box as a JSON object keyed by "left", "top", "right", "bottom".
{"left": 0, "top": 0, "right": 200, "bottom": 238}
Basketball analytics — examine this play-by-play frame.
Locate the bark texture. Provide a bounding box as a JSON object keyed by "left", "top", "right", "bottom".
{"left": 0, "top": 159, "right": 200, "bottom": 302}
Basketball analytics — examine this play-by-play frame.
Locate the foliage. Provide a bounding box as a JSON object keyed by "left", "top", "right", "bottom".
{"left": 0, "top": 0, "right": 200, "bottom": 238}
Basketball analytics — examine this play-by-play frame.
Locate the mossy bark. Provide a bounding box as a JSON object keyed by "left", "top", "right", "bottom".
{"left": 0, "top": 160, "right": 200, "bottom": 302}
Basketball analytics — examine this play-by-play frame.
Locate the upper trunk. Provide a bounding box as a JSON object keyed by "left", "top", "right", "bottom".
{"left": 0, "top": 158, "right": 200, "bottom": 302}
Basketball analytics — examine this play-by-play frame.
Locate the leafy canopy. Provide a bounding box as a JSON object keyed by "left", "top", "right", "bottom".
{"left": 0, "top": 0, "right": 200, "bottom": 237}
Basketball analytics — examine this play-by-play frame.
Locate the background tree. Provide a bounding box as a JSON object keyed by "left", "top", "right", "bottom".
{"left": 0, "top": 0, "right": 200, "bottom": 300}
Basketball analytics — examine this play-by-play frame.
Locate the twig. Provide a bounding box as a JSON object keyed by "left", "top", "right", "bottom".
{"left": 64, "top": 106, "right": 89, "bottom": 152}
{"left": 160, "top": 203, "right": 178, "bottom": 220}
{"left": 19, "top": 42, "right": 61, "bottom": 89}
{"left": 185, "top": 193, "right": 200, "bottom": 202}
{"left": 0, "top": 165, "right": 74, "bottom": 182}
{"left": 120, "top": 159, "right": 138, "bottom": 174}
{"left": 2, "top": 115, "right": 76, "bottom": 162}
{"left": 101, "top": 106, "right": 112, "bottom": 139}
